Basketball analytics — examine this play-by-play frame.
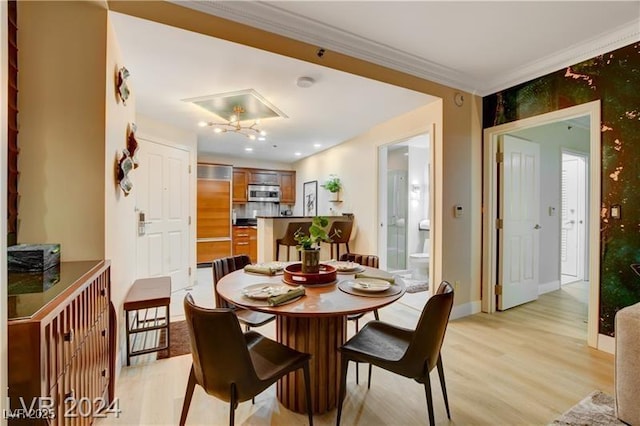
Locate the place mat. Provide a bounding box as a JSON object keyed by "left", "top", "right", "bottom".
{"left": 338, "top": 280, "right": 403, "bottom": 298}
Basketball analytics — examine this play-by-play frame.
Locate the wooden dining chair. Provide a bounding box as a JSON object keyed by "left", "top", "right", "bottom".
{"left": 276, "top": 221, "right": 312, "bottom": 261}
{"left": 327, "top": 221, "right": 353, "bottom": 259}
{"left": 336, "top": 281, "right": 455, "bottom": 426}
{"left": 180, "top": 294, "right": 313, "bottom": 426}
{"left": 211, "top": 255, "right": 275, "bottom": 331}
{"left": 340, "top": 253, "right": 381, "bottom": 384}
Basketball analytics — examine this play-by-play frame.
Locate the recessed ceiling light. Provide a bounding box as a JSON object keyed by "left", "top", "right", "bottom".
{"left": 245, "top": 147, "right": 253, "bottom": 152}
{"left": 313, "top": 143, "right": 322, "bottom": 148}
{"left": 258, "top": 137, "right": 266, "bottom": 141}
{"left": 198, "top": 121, "right": 207, "bottom": 127}
{"left": 294, "top": 152, "right": 302, "bottom": 156}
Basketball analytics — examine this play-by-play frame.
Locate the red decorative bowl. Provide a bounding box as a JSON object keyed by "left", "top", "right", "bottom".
{"left": 283, "top": 263, "right": 337, "bottom": 286}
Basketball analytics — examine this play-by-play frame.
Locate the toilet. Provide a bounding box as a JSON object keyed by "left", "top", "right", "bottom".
{"left": 409, "top": 220, "right": 430, "bottom": 280}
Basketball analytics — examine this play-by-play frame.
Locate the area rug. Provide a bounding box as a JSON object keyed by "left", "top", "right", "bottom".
{"left": 157, "top": 320, "right": 192, "bottom": 359}
{"left": 549, "top": 390, "right": 624, "bottom": 425}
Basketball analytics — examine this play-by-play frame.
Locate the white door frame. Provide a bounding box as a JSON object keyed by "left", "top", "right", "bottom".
{"left": 482, "top": 100, "right": 601, "bottom": 348}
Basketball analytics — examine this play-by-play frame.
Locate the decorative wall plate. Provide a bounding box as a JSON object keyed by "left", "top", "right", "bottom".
{"left": 117, "top": 66, "right": 130, "bottom": 105}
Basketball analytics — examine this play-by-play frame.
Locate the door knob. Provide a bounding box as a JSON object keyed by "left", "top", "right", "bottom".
{"left": 534, "top": 224, "right": 542, "bottom": 229}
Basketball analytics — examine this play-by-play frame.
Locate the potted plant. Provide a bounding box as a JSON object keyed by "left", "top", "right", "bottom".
{"left": 321, "top": 175, "right": 342, "bottom": 201}
{"left": 294, "top": 216, "right": 341, "bottom": 273}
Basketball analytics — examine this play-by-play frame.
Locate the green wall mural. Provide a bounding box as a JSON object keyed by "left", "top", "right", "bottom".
{"left": 483, "top": 41, "right": 640, "bottom": 336}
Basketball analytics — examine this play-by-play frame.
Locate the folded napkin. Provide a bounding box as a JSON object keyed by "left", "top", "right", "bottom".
{"left": 244, "top": 264, "right": 277, "bottom": 275}
{"left": 354, "top": 272, "right": 395, "bottom": 284}
{"left": 268, "top": 287, "right": 305, "bottom": 306}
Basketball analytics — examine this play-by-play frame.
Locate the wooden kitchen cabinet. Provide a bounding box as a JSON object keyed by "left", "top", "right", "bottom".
{"left": 197, "top": 240, "right": 232, "bottom": 264}
{"left": 232, "top": 168, "right": 249, "bottom": 202}
{"left": 249, "top": 170, "right": 279, "bottom": 185}
{"left": 279, "top": 171, "right": 296, "bottom": 204}
{"left": 233, "top": 226, "right": 257, "bottom": 261}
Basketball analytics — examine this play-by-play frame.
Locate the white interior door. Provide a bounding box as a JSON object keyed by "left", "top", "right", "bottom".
{"left": 136, "top": 139, "right": 190, "bottom": 292}
{"left": 498, "top": 135, "right": 540, "bottom": 310}
{"left": 561, "top": 153, "right": 586, "bottom": 283}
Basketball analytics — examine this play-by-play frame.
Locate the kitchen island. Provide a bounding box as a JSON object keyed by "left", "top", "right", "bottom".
{"left": 256, "top": 216, "right": 353, "bottom": 262}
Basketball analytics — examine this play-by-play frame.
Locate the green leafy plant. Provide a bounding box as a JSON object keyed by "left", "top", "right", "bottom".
{"left": 294, "top": 216, "right": 341, "bottom": 250}
{"left": 321, "top": 175, "right": 342, "bottom": 193}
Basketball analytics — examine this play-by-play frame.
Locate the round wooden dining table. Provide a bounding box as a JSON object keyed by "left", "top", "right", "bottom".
{"left": 216, "top": 266, "right": 405, "bottom": 414}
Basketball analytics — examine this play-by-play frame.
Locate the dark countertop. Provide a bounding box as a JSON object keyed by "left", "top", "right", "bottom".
{"left": 256, "top": 215, "right": 351, "bottom": 219}
{"left": 234, "top": 218, "right": 257, "bottom": 226}
{"left": 8, "top": 260, "right": 103, "bottom": 320}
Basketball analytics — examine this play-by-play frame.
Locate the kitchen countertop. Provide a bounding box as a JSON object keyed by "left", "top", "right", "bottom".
{"left": 256, "top": 215, "right": 351, "bottom": 219}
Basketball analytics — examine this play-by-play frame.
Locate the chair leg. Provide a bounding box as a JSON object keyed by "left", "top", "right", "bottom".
{"left": 229, "top": 384, "right": 237, "bottom": 426}
{"left": 355, "top": 318, "right": 359, "bottom": 385}
{"left": 287, "top": 245, "right": 291, "bottom": 261}
{"left": 179, "top": 365, "right": 196, "bottom": 426}
{"left": 367, "top": 364, "right": 372, "bottom": 390}
{"left": 303, "top": 361, "right": 314, "bottom": 426}
{"left": 336, "top": 357, "right": 349, "bottom": 425}
{"left": 437, "top": 354, "right": 451, "bottom": 419}
{"left": 276, "top": 244, "right": 280, "bottom": 261}
{"left": 373, "top": 310, "right": 380, "bottom": 321}
{"left": 345, "top": 242, "right": 350, "bottom": 254}
{"left": 423, "top": 373, "right": 435, "bottom": 426}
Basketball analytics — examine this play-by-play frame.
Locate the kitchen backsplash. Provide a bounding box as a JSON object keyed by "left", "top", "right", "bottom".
{"left": 233, "top": 201, "right": 293, "bottom": 219}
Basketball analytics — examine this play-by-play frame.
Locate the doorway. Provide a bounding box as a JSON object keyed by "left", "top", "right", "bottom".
{"left": 136, "top": 138, "right": 191, "bottom": 292}
{"left": 377, "top": 133, "right": 431, "bottom": 279}
{"left": 561, "top": 151, "right": 588, "bottom": 285}
{"left": 482, "top": 100, "right": 602, "bottom": 348}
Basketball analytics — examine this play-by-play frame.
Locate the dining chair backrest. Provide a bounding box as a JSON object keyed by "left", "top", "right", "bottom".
{"left": 278, "top": 221, "right": 312, "bottom": 246}
{"left": 183, "top": 294, "right": 260, "bottom": 403}
{"left": 401, "top": 281, "right": 454, "bottom": 378}
{"left": 329, "top": 221, "right": 353, "bottom": 244}
{"left": 211, "top": 255, "right": 252, "bottom": 309}
{"left": 339, "top": 253, "right": 379, "bottom": 268}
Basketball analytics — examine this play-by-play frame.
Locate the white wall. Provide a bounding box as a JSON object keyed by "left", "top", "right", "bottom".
{"left": 511, "top": 121, "right": 589, "bottom": 288}
{"left": 105, "top": 15, "right": 138, "bottom": 371}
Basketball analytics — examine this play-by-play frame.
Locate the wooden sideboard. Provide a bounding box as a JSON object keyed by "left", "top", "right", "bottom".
{"left": 7, "top": 260, "right": 115, "bottom": 424}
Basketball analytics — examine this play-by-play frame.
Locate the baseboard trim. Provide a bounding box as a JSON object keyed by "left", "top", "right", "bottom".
{"left": 451, "top": 300, "right": 482, "bottom": 320}
{"left": 598, "top": 334, "right": 615, "bottom": 354}
{"left": 539, "top": 280, "right": 560, "bottom": 295}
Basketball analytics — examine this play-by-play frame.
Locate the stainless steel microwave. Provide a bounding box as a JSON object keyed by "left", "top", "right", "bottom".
{"left": 248, "top": 184, "right": 280, "bottom": 202}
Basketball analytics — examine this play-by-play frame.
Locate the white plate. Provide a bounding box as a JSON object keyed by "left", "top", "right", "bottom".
{"left": 242, "top": 284, "right": 292, "bottom": 300}
{"left": 328, "top": 261, "right": 362, "bottom": 272}
{"left": 351, "top": 278, "right": 391, "bottom": 293}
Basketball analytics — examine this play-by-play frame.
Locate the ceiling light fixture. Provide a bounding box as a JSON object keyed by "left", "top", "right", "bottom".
{"left": 296, "top": 76, "right": 315, "bottom": 88}
{"left": 203, "top": 105, "right": 267, "bottom": 140}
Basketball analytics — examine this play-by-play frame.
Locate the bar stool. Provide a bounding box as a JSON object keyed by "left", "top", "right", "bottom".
{"left": 276, "top": 222, "right": 312, "bottom": 261}
{"left": 328, "top": 221, "right": 353, "bottom": 260}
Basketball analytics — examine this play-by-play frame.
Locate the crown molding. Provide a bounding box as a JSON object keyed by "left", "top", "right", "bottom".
{"left": 175, "top": 1, "right": 640, "bottom": 97}
{"left": 174, "top": 1, "right": 477, "bottom": 93}
{"left": 480, "top": 20, "right": 640, "bottom": 96}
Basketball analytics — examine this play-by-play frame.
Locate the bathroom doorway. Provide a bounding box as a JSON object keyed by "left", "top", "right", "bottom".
{"left": 377, "top": 133, "right": 431, "bottom": 276}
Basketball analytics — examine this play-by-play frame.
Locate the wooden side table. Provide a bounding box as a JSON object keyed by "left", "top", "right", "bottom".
{"left": 123, "top": 276, "right": 171, "bottom": 366}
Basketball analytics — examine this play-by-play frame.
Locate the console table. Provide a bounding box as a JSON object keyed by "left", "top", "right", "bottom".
{"left": 8, "top": 260, "right": 115, "bottom": 425}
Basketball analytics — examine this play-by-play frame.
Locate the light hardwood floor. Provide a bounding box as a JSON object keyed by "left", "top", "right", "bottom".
{"left": 99, "top": 277, "right": 613, "bottom": 425}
